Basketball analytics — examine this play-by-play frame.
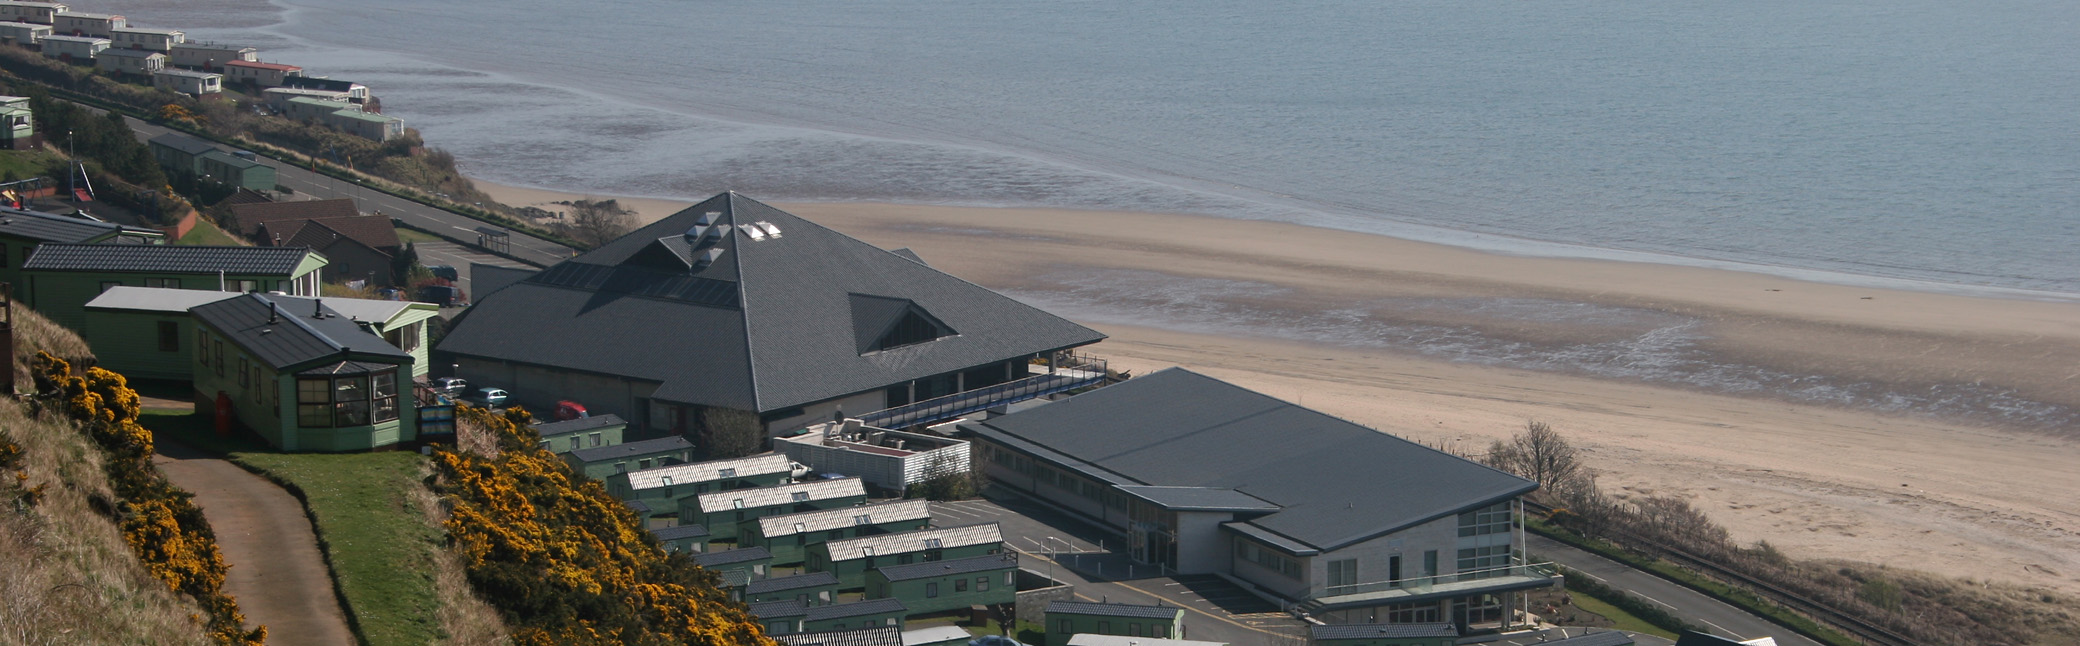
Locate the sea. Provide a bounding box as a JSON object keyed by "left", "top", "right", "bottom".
{"left": 82, "top": 0, "right": 2080, "bottom": 430}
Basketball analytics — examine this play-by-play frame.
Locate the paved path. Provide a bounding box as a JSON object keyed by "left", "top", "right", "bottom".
{"left": 1527, "top": 535, "right": 1821, "bottom": 646}
{"left": 118, "top": 116, "right": 577, "bottom": 266}
{"left": 152, "top": 441, "right": 356, "bottom": 646}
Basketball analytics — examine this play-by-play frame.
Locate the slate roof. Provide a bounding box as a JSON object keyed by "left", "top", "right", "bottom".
{"left": 0, "top": 208, "right": 155, "bottom": 243}
{"left": 281, "top": 217, "right": 398, "bottom": 253}
{"left": 39, "top": 35, "right": 107, "bottom": 44}
{"left": 83, "top": 285, "right": 238, "bottom": 313}
{"left": 756, "top": 499, "right": 929, "bottom": 539}
{"left": 774, "top": 626, "right": 902, "bottom": 646}
{"left": 805, "top": 598, "right": 905, "bottom": 622}
{"left": 692, "top": 546, "right": 771, "bottom": 567}
{"left": 628, "top": 453, "right": 791, "bottom": 492}
{"left": 696, "top": 478, "right": 865, "bottom": 514}
{"left": 188, "top": 293, "right": 410, "bottom": 370}
{"left": 744, "top": 571, "right": 840, "bottom": 595}
{"left": 566, "top": 435, "right": 692, "bottom": 463}
{"left": 748, "top": 599, "right": 808, "bottom": 619}
{"left": 648, "top": 524, "right": 707, "bottom": 541}
{"left": 1043, "top": 600, "right": 1181, "bottom": 620}
{"left": 873, "top": 552, "right": 1017, "bottom": 582}
{"left": 436, "top": 192, "right": 1105, "bottom": 413}
{"left": 224, "top": 188, "right": 275, "bottom": 205}
{"left": 264, "top": 293, "right": 420, "bottom": 327}
{"left": 149, "top": 132, "right": 218, "bottom": 156}
{"left": 225, "top": 60, "right": 300, "bottom": 72}
{"left": 625, "top": 500, "right": 652, "bottom": 514}
{"left": 23, "top": 243, "right": 316, "bottom": 276}
{"left": 534, "top": 414, "right": 628, "bottom": 438}
{"left": 96, "top": 48, "right": 162, "bottom": 60}
{"left": 1114, "top": 486, "right": 1280, "bottom": 512}
{"left": 1309, "top": 623, "right": 1459, "bottom": 640}
{"left": 960, "top": 368, "right": 1537, "bottom": 554}
{"left": 822, "top": 523, "right": 1001, "bottom": 563}
{"left": 228, "top": 198, "right": 359, "bottom": 236}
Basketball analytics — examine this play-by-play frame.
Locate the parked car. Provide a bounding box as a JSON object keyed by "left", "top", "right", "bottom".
{"left": 789, "top": 461, "right": 813, "bottom": 479}
{"left": 417, "top": 285, "right": 466, "bottom": 307}
{"left": 464, "top": 387, "right": 509, "bottom": 408}
{"left": 427, "top": 265, "right": 459, "bottom": 281}
{"left": 553, "top": 400, "right": 588, "bottom": 421}
{"left": 430, "top": 377, "right": 468, "bottom": 395}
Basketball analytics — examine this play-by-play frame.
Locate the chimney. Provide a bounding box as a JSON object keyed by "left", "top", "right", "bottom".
{"left": 268, "top": 300, "right": 278, "bottom": 324}
{"left": 313, "top": 297, "right": 323, "bottom": 318}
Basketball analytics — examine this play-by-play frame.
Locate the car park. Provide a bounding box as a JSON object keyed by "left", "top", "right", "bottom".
{"left": 465, "top": 387, "right": 509, "bottom": 408}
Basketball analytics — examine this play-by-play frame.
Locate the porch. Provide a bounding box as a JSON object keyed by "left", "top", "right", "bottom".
{"left": 1299, "top": 562, "right": 1563, "bottom": 614}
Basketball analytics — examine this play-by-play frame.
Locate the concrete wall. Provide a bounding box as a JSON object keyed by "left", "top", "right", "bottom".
{"left": 1307, "top": 512, "right": 1464, "bottom": 599}
{"left": 1014, "top": 569, "right": 1074, "bottom": 626}
{"left": 1173, "top": 511, "right": 1233, "bottom": 575}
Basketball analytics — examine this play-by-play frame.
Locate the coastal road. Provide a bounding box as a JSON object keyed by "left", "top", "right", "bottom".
{"left": 153, "top": 441, "right": 357, "bottom": 646}
{"left": 1528, "top": 535, "right": 1821, "bottom": 646}
{"left": 117, "top": 116, "right": 576, "bottom": 266}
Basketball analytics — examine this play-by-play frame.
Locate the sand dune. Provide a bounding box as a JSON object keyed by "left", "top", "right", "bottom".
{"left": 475, "top": 183, "right": 2080, "bottom": 594}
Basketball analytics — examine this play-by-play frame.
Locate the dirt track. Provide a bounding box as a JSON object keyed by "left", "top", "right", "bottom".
{"left": 153, "top": 441, "right": 356, "bottom": 646}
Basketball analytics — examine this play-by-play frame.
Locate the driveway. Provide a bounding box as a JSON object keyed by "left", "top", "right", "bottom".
{"left": 152, "top": 441, "right": 356, "bottom": 646}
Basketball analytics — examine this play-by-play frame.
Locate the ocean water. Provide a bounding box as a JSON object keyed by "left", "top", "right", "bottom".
{"left": 95, "top": 0, "right": 2080, "bottom": 297}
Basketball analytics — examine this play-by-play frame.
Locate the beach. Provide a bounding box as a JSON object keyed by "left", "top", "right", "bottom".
{"left": 476, "top": 181, "right": 2080, "bottom": 595}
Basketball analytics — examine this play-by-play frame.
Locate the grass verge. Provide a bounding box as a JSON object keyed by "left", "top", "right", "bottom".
{"left": 1530, "top": 518, "right": 1860, "bottom": 646}
{"left": 1566, "top": 593, "right": 1680, "bottom": 640}
{"left": 177, "top": 216, "right": 247, "bottom": 246}
{"left": 142, "top": 411, "right": 445, "bottom": 646}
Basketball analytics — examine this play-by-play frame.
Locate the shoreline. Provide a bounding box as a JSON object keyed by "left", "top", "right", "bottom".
{"left": 472, "top": 178, "right": 2080, "bottom": 594}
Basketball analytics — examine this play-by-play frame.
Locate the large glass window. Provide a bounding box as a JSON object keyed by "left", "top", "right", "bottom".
{"left": 298, "top": 378, "right": 333, "bottom": 427}
{"left": 1327, "top": 559, "right": 1358, "bottom": 594}
{"left": 1457, "top": 545, "right": 1512, "bottom": 580}
{"left": 334, "top": 376, "right": 370, "bottom": 426}
{"left": 372, "top": 372, "right": 399, "bottom": 423}
{"left": 1458, "top": 501, "right": 1512, "bottom": 537}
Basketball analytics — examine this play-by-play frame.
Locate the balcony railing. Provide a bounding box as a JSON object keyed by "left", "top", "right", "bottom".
{"left": 858, "top": 355, "right": 1109, "bottom": 429}
{"left": 1317, "top": 561, "right": 1559, "bottom": 600}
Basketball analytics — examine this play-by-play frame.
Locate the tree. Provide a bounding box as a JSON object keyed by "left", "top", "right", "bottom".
{"left": 1485, "top": 420, "right": 1587, "bottom": 494}
{"left": 563, "top": 198, "right": 635, "bottom": 249}
{"left": 695, "top": 407, "right": 764, "bottom": 460}
{"left": 390, "top": 241, "right": 426, "bottom": 286}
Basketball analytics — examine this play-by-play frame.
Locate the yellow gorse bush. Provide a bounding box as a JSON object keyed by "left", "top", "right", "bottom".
{"left": 31, "top": 353, "right": 266, "bottom": 646}
{"left": 432, "top": 406, "right": 775, "bottom": 645}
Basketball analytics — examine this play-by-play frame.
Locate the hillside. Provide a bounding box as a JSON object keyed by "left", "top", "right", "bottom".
{"left": 0, "top": 305, "right": 232, "bottom": 644}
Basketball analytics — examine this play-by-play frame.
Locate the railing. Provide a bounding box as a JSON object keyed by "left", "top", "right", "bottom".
{"left": 1319, "top": 561, "right": 1558, "bottom": 599}
{"left": 857, "top": 355, "right": 1109, "bottom": 429}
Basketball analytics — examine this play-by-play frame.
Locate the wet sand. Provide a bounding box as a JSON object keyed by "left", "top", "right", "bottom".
{"left": 474, "top": 181, "right": 2080, "bottom": 594}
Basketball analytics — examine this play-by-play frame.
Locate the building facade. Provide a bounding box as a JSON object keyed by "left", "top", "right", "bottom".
{"left": 190, "top": 293, "right": 417, "bottom": 451}
{"left": 683, "top": 477, "right": 868, "bottom": 542}
{"left": 608, "top": 452, "right": 793, "bottom": 518}
{"left": 152, "top": 68, "right": 222, "bottom": 95}
{"left": 20, "top": 243, "right": 323, "bottom": 330}
{"left": 168, "top": 41, "right": 254, "bottom": 70}
{"left": 1043, "top": 601, "right": 1185, "bottom": 646}
{"left": 221, "top": 59, "right": 301, "bottom": 87}
{"left": 51, "top": 11, "right": 121, "bottom": 36}
{"left": 740, "top": 499, "right": 932, "bottom": 566}
{"left": 0, "top": 22, "right": 50, "bottom": 47}
{"left": 37, "top": 33, "right": 104, "bottom": 61}
{"left": 864, "top": 552, "right": 1018, "bottom": 616}
{"left": 0, "top": 1, "right": 67, "bottom": 24}
{"left": 804, "top": 522, "right": 1003, "bottom": 590}
{"left": 107, "top": 26, "right": 180, "bottom": 51}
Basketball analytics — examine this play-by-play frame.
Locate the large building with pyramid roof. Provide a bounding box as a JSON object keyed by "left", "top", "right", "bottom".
{"left": 435, "top": 193, "right": 1105, "bottom": 440}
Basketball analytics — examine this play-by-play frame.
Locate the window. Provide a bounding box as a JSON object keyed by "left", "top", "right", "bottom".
{"left": 828, "top": 529, "right": 845, "bottom": 540}
{"left": 1458, "top": 545, "right": 1512, "bottom": 580}
{"left": 235, "top": 279, "right": 258, "bottom": 292}
{"left": 372, "top": 372, "right": 398, "bottom": 422}
{"left": 861, "top": 547, "right": 874, "bottom": 557}
{"left": 297, "top": 378, "right": 332, "bottom": 427}
{"left": 925, "top": 582, "right": 938, "bottom": 598}
{"left": 333, "top": 375, "right": 370, "bottom": 426}
{"left": 1458, "top": 501, "right": 1512, "bottom": 537}
{"left": 237, "top": 358, "right": 250, "bottom": 387}
{"left": 1056, "top": 619, "right": 1071, "bottom": 635}
{"left": 1423, "top": 550, "right": 1439, "bottom": 581}
{"left": 1128, "top": 623, "right": 1141, "bottom": 637}
{"left": 196, "top": 330, "right": 208, "bottom": 364}
{"left": 1328, "top": 559, "right": 1359, "bottom": 593}
{"left": 589, "top": 432, "right": 602, "bottom": 447}
{"left": 146, "top": 277, "right": 180, "bottom": 289}
{"left": 212, "top": 338, "right": 223, "bottom": 376}
{"left": 1006, "top": 572, "right": 1015, "bottom": 586}
{"left": 568, "top": 436, "right": 582, "bottom": 451}
{"left": 731, "top": 498, "right": 744, "bottom": 509}
{"left": 954, "top": 578, "right": 968, "bottom": 592}
{"left": 1155, "top": 625, "right": 1169, "bottom": 638}
{"left": 977, "top": 576, "right": 988, "bottom": 592}
{"left": 791, "top": 491, "right": 810, "bottom": 503}
{"left": 1236, "top": 539, "right": 1302, "bottom": 579}
{"left": 100, "top": 281, "right": 121, "bottom": 292}
{"left": 896, "top": 554, "right": 913, "bottom": 565}
{"left": 157, "top": 321, "right": 179, "bottom": 352}
{"left": 1384, "top": 600, "right": 1442, "bottom": 623}
{"left": 1098, "top": 621, "right": 1110, "bottom": 634}
{"left": 854, "top": 515, "right": 871, "bottom": 526}
{"left": 251, "top": 367, "right": 264, "bottom": 403}
{"left": 719, "top": 468, "right": 737, "bottom": 478}
{"left": 615, "top": 462, "right": 628, "bottom": 474}
{"left": 922, "top": 538, "right": 942, "bottom": 549}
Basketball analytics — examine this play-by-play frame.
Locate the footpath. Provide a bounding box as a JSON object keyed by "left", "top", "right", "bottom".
{"left": 152, "top": 440, "right": 356, "bottom": 646}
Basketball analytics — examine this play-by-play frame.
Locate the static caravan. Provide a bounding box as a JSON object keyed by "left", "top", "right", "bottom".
{"left": 222, "top": 59, "right": 302, "bottom": 87}
{"left": 0, "top": 1, "right": 67, "bottom": 25}
{"left": 37, "top": 33, "right": 103, "bottom": 62}
{"left": 153, "top": 68, "right": 221, "bottom": 95}
{"left": 51, "top": 11, "right": 121, "bottom": 37}
{"left": 94, "top": 47, "right": 163, "bottom": 75}
{"left": 0, "top": 22, "right": 50, "bottom": 47}
{"left": 107, "top": 26, "right": 181, "bottom": 51}
{"left": 169, "top": 41, "right": 255, "bottom": 70}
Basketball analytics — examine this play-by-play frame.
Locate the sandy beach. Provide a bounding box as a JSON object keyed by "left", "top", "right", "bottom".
{"left": 475, "top": 181, "right": 2080, "bottom": 595}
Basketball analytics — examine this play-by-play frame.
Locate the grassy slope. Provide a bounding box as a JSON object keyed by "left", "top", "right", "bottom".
{"left": 0, "top": 306, "right": 215, "bottom": 644}
{"left": 1567, "top": 594, "right": 1680, "bottom": 640}
{"left": 141, "top": 410, "right": 447, "bottom": 646}
{"left": 177, "top": 216, "right": 248, "bottom": 246}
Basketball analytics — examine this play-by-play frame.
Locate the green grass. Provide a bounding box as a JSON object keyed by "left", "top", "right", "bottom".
{"left": 0, "top": 149, "right": 59, "bottom": 181}
{"left": 395, "top": 226, "right": 442, "bottom": 245}
{"left": 176, "top": 216, "right": 247, "bottom": 246}
{"left": 1568, "top": 589, "right": 1681, "bottom": 639}
{"left": 1529, "top": 518, "right": 1861, "bottom": 646}
{"left": 140, "top": 411, "right": 445, "bottom": 646}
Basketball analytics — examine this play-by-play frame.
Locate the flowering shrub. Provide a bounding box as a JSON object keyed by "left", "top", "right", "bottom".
{"left": 31, "top": 353, "right": 266, "bottom": 646}
{"left": 433, "top": 406, "right": 774, "bottom": 645}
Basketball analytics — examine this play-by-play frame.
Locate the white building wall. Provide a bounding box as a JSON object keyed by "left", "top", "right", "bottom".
{"left": 1304, "top": 512, "right": 1464, "bottom": 599}
{"left": 0, "top": 23, "right": 49, "bottom": 45}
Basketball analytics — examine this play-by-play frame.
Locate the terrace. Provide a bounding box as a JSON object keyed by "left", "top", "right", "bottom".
{"left": 857, "top": 353, "right": 1108, "bottom": 429}
{"left": 1298, "top": 561, "right": 1563, "bottom": 614}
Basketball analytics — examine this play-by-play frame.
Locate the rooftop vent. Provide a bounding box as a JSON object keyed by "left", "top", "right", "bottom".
{"left": 694, "top": 247, "right": 725, "bottom": 269}
{"left": 696, "top": 210, "right": 721, "bottom": 226}
{"left": 695, "top": 223, "right": 731, "bottom": 248}
{"left": 744, "top": 225, "right": 766, "bottom": 241}
{"left": 757, "top": 222, "right": 782, "bottom": 238}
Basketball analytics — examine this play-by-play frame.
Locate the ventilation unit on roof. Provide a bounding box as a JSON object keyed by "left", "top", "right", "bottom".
{"left": 693, "top": 247, "right": 725, "bottom": 269}
{"left": 683, "top": 224, "right": 704, "bottom": 246}
{"left": 696, "top": 210, "right": 721, "bottom": 226}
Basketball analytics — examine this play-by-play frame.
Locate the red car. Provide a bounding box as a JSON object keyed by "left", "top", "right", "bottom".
{"left": 553, "top": 400, "right": 588, "bottom": 421}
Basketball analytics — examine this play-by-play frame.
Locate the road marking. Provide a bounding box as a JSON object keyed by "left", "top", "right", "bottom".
{"left": 1633, "top": 591, "right": 1678, "bottom": 611}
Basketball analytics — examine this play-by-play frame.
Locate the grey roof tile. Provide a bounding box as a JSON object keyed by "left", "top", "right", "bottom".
{"left": 0, "top": 208, "right": 155, "bottom": 243}
{"left": 756, "top": 499, "right": 930, "bottom": 538}
{"left": 189, "top": 293, "right": 409, "bottom": 370}
{"left": 823, "top": 523, "right": 1000, "bottom": 563}
{"left": 961, "top": 368, "right": 1536, "bottom": 553}
{"left": 873, "top": 553, "right": 1017, "bottom": 582}
{"left": 693, "top": 546, "right": 770, "bottom": 567}
{"left": 774, "top": 626, "right": 902, "bottom": 646}
{"left": 533, "top": 414, "right": 628, "bottom": 437}
{"left": 647, "top": 524, "right": 707, "bottom": 541}
{"left": 744, "top": 571, "right": 840, "bottom": 595}
{"left": 804, "top": 598, "right": 905, "bottom": 622}
{"left": 749, "top": 599, "right": 808, "bottom": 619}
{"left": 437, "top": 193, "right": 1105, "bottom": 413}
{"left": 24, "top": 243, "right": 315, "bottom": 275}
{"left": 696, "top": 478, "right": 864, "bottom": 513}
{"left": 1309, "top": 623, "right": 1459, "bottom": 640}
{"left": 628, "top": 453, "right": 791, "bottom": 492}
{"left": 1043, "top": 601, "right": 1181, "bottom": 620}
{"left": 566, "top": 435, "right": 692, "bottom": 463}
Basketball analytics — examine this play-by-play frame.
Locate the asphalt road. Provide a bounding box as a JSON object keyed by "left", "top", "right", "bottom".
{"left": 119, "top": 116, "right": 576, "bottom": 266}
{"left": 1527, "top": 535, "right": 1821, "bottom": 646}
